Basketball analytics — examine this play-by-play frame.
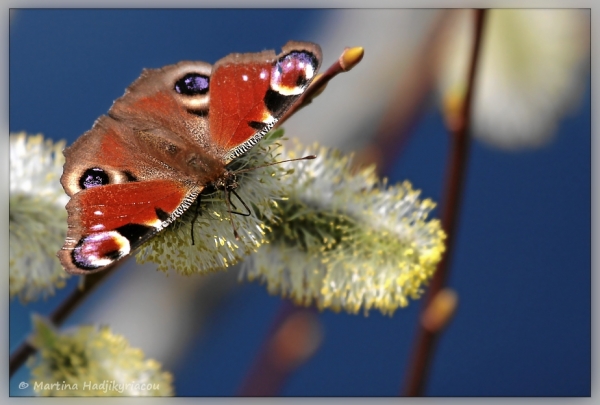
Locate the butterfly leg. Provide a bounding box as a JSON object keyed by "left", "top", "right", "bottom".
{"left": 229, "top": 189, "right": 251, "bottom": 217}
{"left": 220, "top": 172, "right": 250, "bottom": 217}
{"left": 190, "top": 194, "right": 203, "bottom": 246}
{"left": 228, "top": 192, "right": 239, "bottom": 211}
{"left": 224, "top": 189, "right": 240, "bottom": 240}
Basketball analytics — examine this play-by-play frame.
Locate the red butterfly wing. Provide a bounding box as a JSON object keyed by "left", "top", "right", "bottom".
{"left": 209, "top": 41, "right": 322, "bottom": 161}
{"left": 59, "top": 117, "right": 201, "bottom": 275}
{"left": 59, "top": 179, "right": 199, "bottom": 274}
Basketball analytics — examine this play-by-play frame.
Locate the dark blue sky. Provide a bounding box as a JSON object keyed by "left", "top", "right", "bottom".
{"left": 9, "top": 9, "right": 590, "bottom": 396}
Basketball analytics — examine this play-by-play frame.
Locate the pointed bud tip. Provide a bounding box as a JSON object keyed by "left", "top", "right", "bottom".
{"left": 340, "top": 47, "right": 365, "bottom": 71}
{"left": 443, "top": 86, "right": 466, "bottom": 132}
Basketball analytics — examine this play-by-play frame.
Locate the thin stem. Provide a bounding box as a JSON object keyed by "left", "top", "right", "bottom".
{"left": 275, "top": 46, "right": 364, "bottom": 129}
{"left": 9, "top": 264, "right": 120, "bottom": 378}
{"left": 236, "top": 301, "right": 320, "bottom": 396}
{"left": 402, "top": 8, "right": 487, "bottom": 396}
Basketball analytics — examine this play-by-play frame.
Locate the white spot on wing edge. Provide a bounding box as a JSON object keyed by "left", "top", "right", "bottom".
{"left": 145, "top": 218, "right": 163, "bottom": 229}
{"left": 261, "top": 113, "right": 277, "bottom": 125}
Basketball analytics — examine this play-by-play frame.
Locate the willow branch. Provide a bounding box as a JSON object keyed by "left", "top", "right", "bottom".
{"left": 402, "top": 8, "right": 488, "bottom": 397}
{"left": 9, "top": 263, "right": 121, "bottom": 378}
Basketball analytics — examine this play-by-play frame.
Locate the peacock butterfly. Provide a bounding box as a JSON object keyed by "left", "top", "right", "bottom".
{"left": 58, "top": 41, "right": 322, "bottom": 275}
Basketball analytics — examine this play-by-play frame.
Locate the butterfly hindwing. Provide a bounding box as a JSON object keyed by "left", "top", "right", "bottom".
{"left": 59, "top": 179, "right": 201, "bottom": 275}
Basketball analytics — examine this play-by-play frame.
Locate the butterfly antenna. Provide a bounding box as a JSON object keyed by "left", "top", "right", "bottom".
{"left": 222, "top": 155, "right": 317, "bottom": 239}
{"left": 234, "top": 155, "right": 316, "bottom": 175}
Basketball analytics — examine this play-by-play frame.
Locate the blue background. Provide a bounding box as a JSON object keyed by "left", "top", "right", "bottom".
{"left": 9, "top": 9, "right": 590, "bottom": 396}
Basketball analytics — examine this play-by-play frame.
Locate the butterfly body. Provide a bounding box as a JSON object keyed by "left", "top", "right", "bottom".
{"left": 58, "top": 41, "right": 322, "bottom": 275}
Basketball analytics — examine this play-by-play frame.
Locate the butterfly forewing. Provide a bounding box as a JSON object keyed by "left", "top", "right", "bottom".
{"left": 210, "top": 41, "right": 322, "bottom": 161}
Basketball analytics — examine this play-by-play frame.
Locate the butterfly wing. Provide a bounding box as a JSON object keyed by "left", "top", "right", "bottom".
{"left": 209, "top": 41, "right": 322, "bottom": 161}
{"left": 107, "top": 59, "right": 219, "bottom": 160}
{"left": 59, "top": 116, "right": 202, "bottom": 275}
{"left": 59, "top": 180, "right": 200, "bottom": 274}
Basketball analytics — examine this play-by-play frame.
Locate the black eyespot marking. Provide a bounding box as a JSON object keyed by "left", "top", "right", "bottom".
{"left": 79, "top": 167, "right": 109, "bottom": 190}
{"left": 116, "top": 224, "right": 153, "bottom": 244}
{"left": 175, "top": 73, "right": 209, "bottom": 95}
{"left": 187, "top": 109, "right": 208, "bottom": 117}
{"left": 71, "top": 234, "right": 123, "bottom": 270}
{"left": 296, "top": 74, "right": 308, "bottom": 87}
{"left": 124, "top": 171, "right": 138, "bottom": 182}
{"left": 264, "top": 89, "right": 293, "bottom": 116}
{"left": 104, "top": 249, "right": 124, "bottom": 261}
{"left": 248, "top": 120, "right": 268, "bottom": 131}
{"left": 273, "top": 50, "right": 318, "bottom": 91}
{"left": 155, "top": 207, "right": 169, "bottom": 222}
{"left": 71, "top": 238, "right": 101, "bottom": 271}
{"left": 278, "top": 50, "right": 319, "bottom": 70}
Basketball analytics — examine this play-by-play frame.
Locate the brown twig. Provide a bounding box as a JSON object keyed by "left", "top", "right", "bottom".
{"left": 402, "top": 9, "right": 488, "bottom": 396}
{"left": 275, "top": 46, "right": 364, "bottom": 129}
{"left": 9, "top": 264, "right": 120, "bottom": 378}
{"left": 236, "top": 301, "right": 322, "bottom": 396}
